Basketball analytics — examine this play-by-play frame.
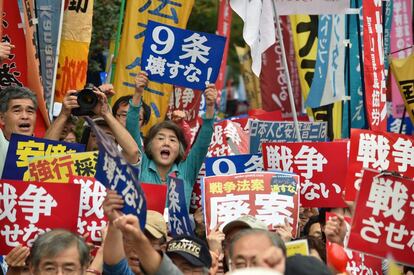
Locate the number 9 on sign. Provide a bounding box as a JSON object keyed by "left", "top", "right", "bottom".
{"left": 150, "top": 26, "right": 174, "bottom": 55}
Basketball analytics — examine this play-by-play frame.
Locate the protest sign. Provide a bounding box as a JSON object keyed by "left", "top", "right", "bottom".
{"left": 205, "top": 154, "right": 263, "bottom": 176}
{"left": 28, "top": 151, "right": 98, "bottom": 183}
{"left": 142, "top": 183, "right": 167, "bottom": 214}
{"left": 0, "top": 180, "right": 80, "bottom": 254}
{"left": 348, "top": 170, "right": 414, "bottom": 266}
{"left": 285, "top": 239, "right": 309, "bottom": 257}
{"left": 344, "top": 129, "right": 414, "bottom": 201}
{"left": 71, "top": 176, "right": 107, "bottom": 243}
{"left": 2, "top": 134, "right": 84, "bottom": 180}
{"left": 263, "top": 141, "right": 347, "bottom": 207}
{"left": 86, "top": 117, "right": 147, "bottom": 230}
{"left": 249, "top": 120, "right": 328, "bottom": 153}
{"left": 167, "top": 177, "right": 193, "bottom": 237}
{"left": 141, "top": 20, "right": 226, "bottom": 90}
{"left": 203, "top": 171, "right": 299, "bottom": 237}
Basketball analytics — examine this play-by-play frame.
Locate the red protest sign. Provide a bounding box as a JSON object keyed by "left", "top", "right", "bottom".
{"left": 70, "top": 176, "right": 107, "bottom": 243}
{"left": 262, "top": 141, "right": 348, "bottom": 207}
{"left": 207, "top": 120, "right": 249, "bottom": 157}
{"left": 345, "top": 129, "right": 414, "bottom": 201}
{"left": 348, "top": 170, "right": 414, "bottom": 266}
{"left": 0, "top": 180, "right": 80, "bottom": 254}
{"left": 141, "top": 183, "right": 167, "bottom": 214}
{"left": 203, "top": 171, "right": 299, "bottom": 237}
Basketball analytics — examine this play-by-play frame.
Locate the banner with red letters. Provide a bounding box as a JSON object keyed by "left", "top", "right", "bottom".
{"left": 0, "top": 180, "right": 80, "bottom": 254}
{"left": 203, "top": 171, "right": 300, "bottom": 237}
{"left": 348, "top": 170, "right": 414, "bottom": 266}
{"left": 326, "top": 212, "right": 383, "bottom": 274}
{"left": 344, "top": 129, "right": 414, "bottom": 201}
{"left": 262, "top": 141, "right": 347, "bottom": 207}
{"left": 70, "top": 176, "right": 107, "bottom": 243}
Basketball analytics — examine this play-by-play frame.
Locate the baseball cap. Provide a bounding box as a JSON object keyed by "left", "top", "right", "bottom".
{"left": 166, "top": 235, "right": 212, "bottom": 268}
{"left": 223, "top": 215, "right": 268, "bottom": 235}
{"left": 285, "top": 254, "right": 332, "bottom": 275}
{"left": 145, "top": 210, "right": 167, "bottom": 239}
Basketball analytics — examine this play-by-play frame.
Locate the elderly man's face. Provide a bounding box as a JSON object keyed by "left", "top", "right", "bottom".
{"left": 0, "top": 98, "right": 36, "bottom": 140}
{"left": 32, "top": 244, "right": 84, "bottom": 275}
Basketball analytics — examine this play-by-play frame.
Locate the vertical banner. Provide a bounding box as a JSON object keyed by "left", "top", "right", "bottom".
{"left": 235, "top": 45, "right": 262, "bottom": 109}
{"left": 390, "top": 0, "right": 413, "bottom": 118}
{"left": 389, "top": 52, "right": 414, "bottom": 125}
{"left": 54, "top": 0, "right": 94, "bottom": 102}
{"left": 112, "top": 0, "right": 194, "bottom": 134}
{"left": 260, "top": 17, "right": 302, "bottom": 117}
{"left": 305, "top": 15, "right": 346, "bottom": 108}
{"left": 35, "top": 0, "right": 63, "bottom": 112}
{"left": 348, "top": 170, "right": 414, "bottom": 266}
{"left": 216, "top": 0, "right": 232, "bottom": 92}
{"left": 362, "top": 0, "right": 387, "bottom": 131}
{"left": 167, "top": 177, "right": 193, "bottom": 237}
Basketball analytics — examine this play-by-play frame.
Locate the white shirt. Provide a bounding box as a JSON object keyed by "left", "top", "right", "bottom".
{"left": 0, "top": 129, "right": 10, "bottom": 178}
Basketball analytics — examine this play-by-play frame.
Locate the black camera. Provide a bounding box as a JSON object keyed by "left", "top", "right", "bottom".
{"left": 71, "top": 85, "right": 98, "bottom": 116}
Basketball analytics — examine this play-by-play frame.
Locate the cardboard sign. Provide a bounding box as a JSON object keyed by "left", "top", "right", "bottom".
{"left": 348, "top": 170, "right": 414, "bottom": 266}
{"left": 0, "top": 180, "right": 80, "bottom": 254}
{"left": 141, "top": 20, "right": 226, "bottom": 90}
{"left": 263, "top": 141, "right": 347, "bottom": 207}
{"left": 203, "top": 171, "right": 299, "bottom": 237}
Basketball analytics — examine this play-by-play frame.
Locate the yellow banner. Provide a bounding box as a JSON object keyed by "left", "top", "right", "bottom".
{"left": 54, "top": 1, "right": 94, "bottom": 102}
{"left": 286, "top": 239, "right": 309, "bottom": 257}
{"left": 27, "top": 151, "right": 98, "bottom": 183}
{"left": 290, "top": 15, "right": 342, "bottom": 139}
{"left": 112, "top": 0, "right": 194, "bottom": 134}
{"left": 235, "top": 45, "right": 262, "bottom": 109}
{"left": 390, "top": 53, "right": 414, "bottom": 125}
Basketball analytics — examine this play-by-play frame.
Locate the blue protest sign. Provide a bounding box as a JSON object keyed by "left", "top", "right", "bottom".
{"left": 2, "top": 134, "right": 85, "bottom": 180}
{"left": 387, "top": 115, "right": 413, "bottom": 135}
{"left": 167, "top": 176, "right": 193, "bottom": 237}
{"left": 249, "top": 120, "right": 328, "bottom": 153}
{"left": 205, "top": 154, "right": 263, "bottom": 176}
{"left": 85, "top": 117, "right": 147, "bottom": 230}
{"left": 141, "top": 20, "right": 226, "bottom": 90}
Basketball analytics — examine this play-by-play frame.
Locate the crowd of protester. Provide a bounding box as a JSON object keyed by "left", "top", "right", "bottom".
{"left": 0, "top": 40, "right": 413, "bottom": 275}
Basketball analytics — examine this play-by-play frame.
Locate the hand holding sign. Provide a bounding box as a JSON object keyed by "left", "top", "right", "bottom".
{"left": 103, "top": 190, "right": 124, "bottom": 223}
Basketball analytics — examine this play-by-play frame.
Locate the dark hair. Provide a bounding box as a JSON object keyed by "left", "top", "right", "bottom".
{"left": 30, "top": 229, "right": 90, "bottom": 271}
{"left": 304, "top": 236, "right": 327, "bottom": 263}
{"left": 112, "top": 95, "right": 151, "bottom": 126}
{"left": 303, "top": 215, "right": 320, "bottom": 237}
{"left": 144, "top": 120, "right": 187, "bottom": 164}
{"left": 0, "top": 86, "right": 38, "bottom": 112}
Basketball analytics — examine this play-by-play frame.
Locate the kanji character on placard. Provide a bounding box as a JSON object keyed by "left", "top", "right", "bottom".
{"left": 45, "top": 144, "right": 70, "bottom": 156}
{"left": 236, "top": 180, "right": 250, "bottom": 192}
{"left": 392, "top": 137, "right": 414, "bottom": 172}
{"left": 145, "top": 55, "right": 167, "bottom": 76}
{"left": 68, "top": 0, "right": 89, "bottom": 13}
{"left": 180, "top": 33, "right": 210, "bottom": 64}
{"left": 16, "top": 140, "right": 45, "bottom": 167}
{"left": 244, "top": 155, "right": 263, "bottom": 172}
{"left": 356, "top": 133, "right": 390, "bottom": 170}
{"left": 167, "top": 61, "right": 184, "bottom": 78}
{"left": 265, "top": 145, "right": 294, "bottom": 172}
{"left": 251, "top": 179, "right": 265, "bottom": 191}
{"left": 181, "top": 88, "right": 195, "bottom": 108}
{"left": 360, "top": 217, "right": 384, "bottom": 244}
{"left": 139, "top": 0, "right": 181, "bottom": 24}
{"left": 209, "top": 194, "right": 250, "bottom": 229}
{"left": 385, "top": 222, "right": 409, "bottom": 250}
{"left": 30, "top": 160, "right": 54, "bottom": 182}
{"left": 74, "top": 158, "right": 96, "bottom": 177}
{"left": 301, "top": 180, "right": 329, "bottom": 200}
{"left": 183, "top": 64, "right": 201, "bottom": 83}
{"left": 223, "top": 181, "right": 237, "bottom": 193}
{"left": 209, "top": 182, "right": 223, "bottom": 194}
{"left": 0, "top": 183, "right": 17, "bottom": 222}
{"left": 78, "top": 179, "right": 106, "bottom": 218}
{"left": 51, "top": 156, "right": 74, "bottom": 180}
{"left": 1, "top": 224, "right": 23, "bottom": 247}
{"left": 22, "top": 224, "right": 47, "bottom": 247}
{"left": 169, "top": 180, "right": 181, "bottom": 213}
{"left": 87, "top": 220, "right": 107, "bottom": 242}
{"left": 255, "top": 193, "right": 294, "bottom": 227}
{"left": 18, "top": 184, "right": 57, "bottom": 223}
{"left": 210, "top": 125, "right": 224, "bottom": 148}
{"left": 366, "top": 177, "right": 408, "bottom": 221}
{"left": 0, "top": 62, "right": 23, "bottom": 87}
{"left": 103, "top": 154, "right": 117, "bottom": 183}
{"left": 294, "top": 145, "right": 327, "bottom": 179}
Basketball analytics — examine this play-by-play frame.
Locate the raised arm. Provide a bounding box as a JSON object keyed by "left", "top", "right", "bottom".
{"left": 44, "top": 90, "right": 79, "bottom": 140}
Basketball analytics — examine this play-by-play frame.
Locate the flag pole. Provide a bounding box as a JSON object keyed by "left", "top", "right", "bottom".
{"left": 110, "top": 0, "right": 126, "bottom": 84}
{"left": 49, "top": 0, "right": 65, "bottom": 119}
{"left": 270, "top": 0, "right": 302, "bottom": 142}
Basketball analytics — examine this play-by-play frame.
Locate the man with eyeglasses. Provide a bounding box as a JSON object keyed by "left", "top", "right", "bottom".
{"left": 29, "top": 229, "right": 90, "bottom": 275}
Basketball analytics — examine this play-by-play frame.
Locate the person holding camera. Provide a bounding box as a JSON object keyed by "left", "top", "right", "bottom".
{"left": 46, "top": 85, "right": 140, "bottom": 165}
{"left": 126, "top": 71, "right": 217, "bottom": 211}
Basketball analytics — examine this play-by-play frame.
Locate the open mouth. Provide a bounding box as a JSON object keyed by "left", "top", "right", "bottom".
{"left": 18, "top": 123, "right": 31, "bottom": 130}
{"left": 160, "top": 149, "right": 170, "bottom": 159}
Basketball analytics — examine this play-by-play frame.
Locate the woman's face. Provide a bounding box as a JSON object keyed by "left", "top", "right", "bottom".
{"left": 150, "top": 128, "right": 180, "bottom": 168}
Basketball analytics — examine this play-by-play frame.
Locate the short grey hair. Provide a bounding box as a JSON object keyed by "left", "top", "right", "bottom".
{"left": 229, "top": 229, "right": 287, "bottom": 259}
{"left": 29, "top": 229, "right": 90, "bottom": 271}
{"left": 0, "top": 86, "right": 38, "bottom": 112}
